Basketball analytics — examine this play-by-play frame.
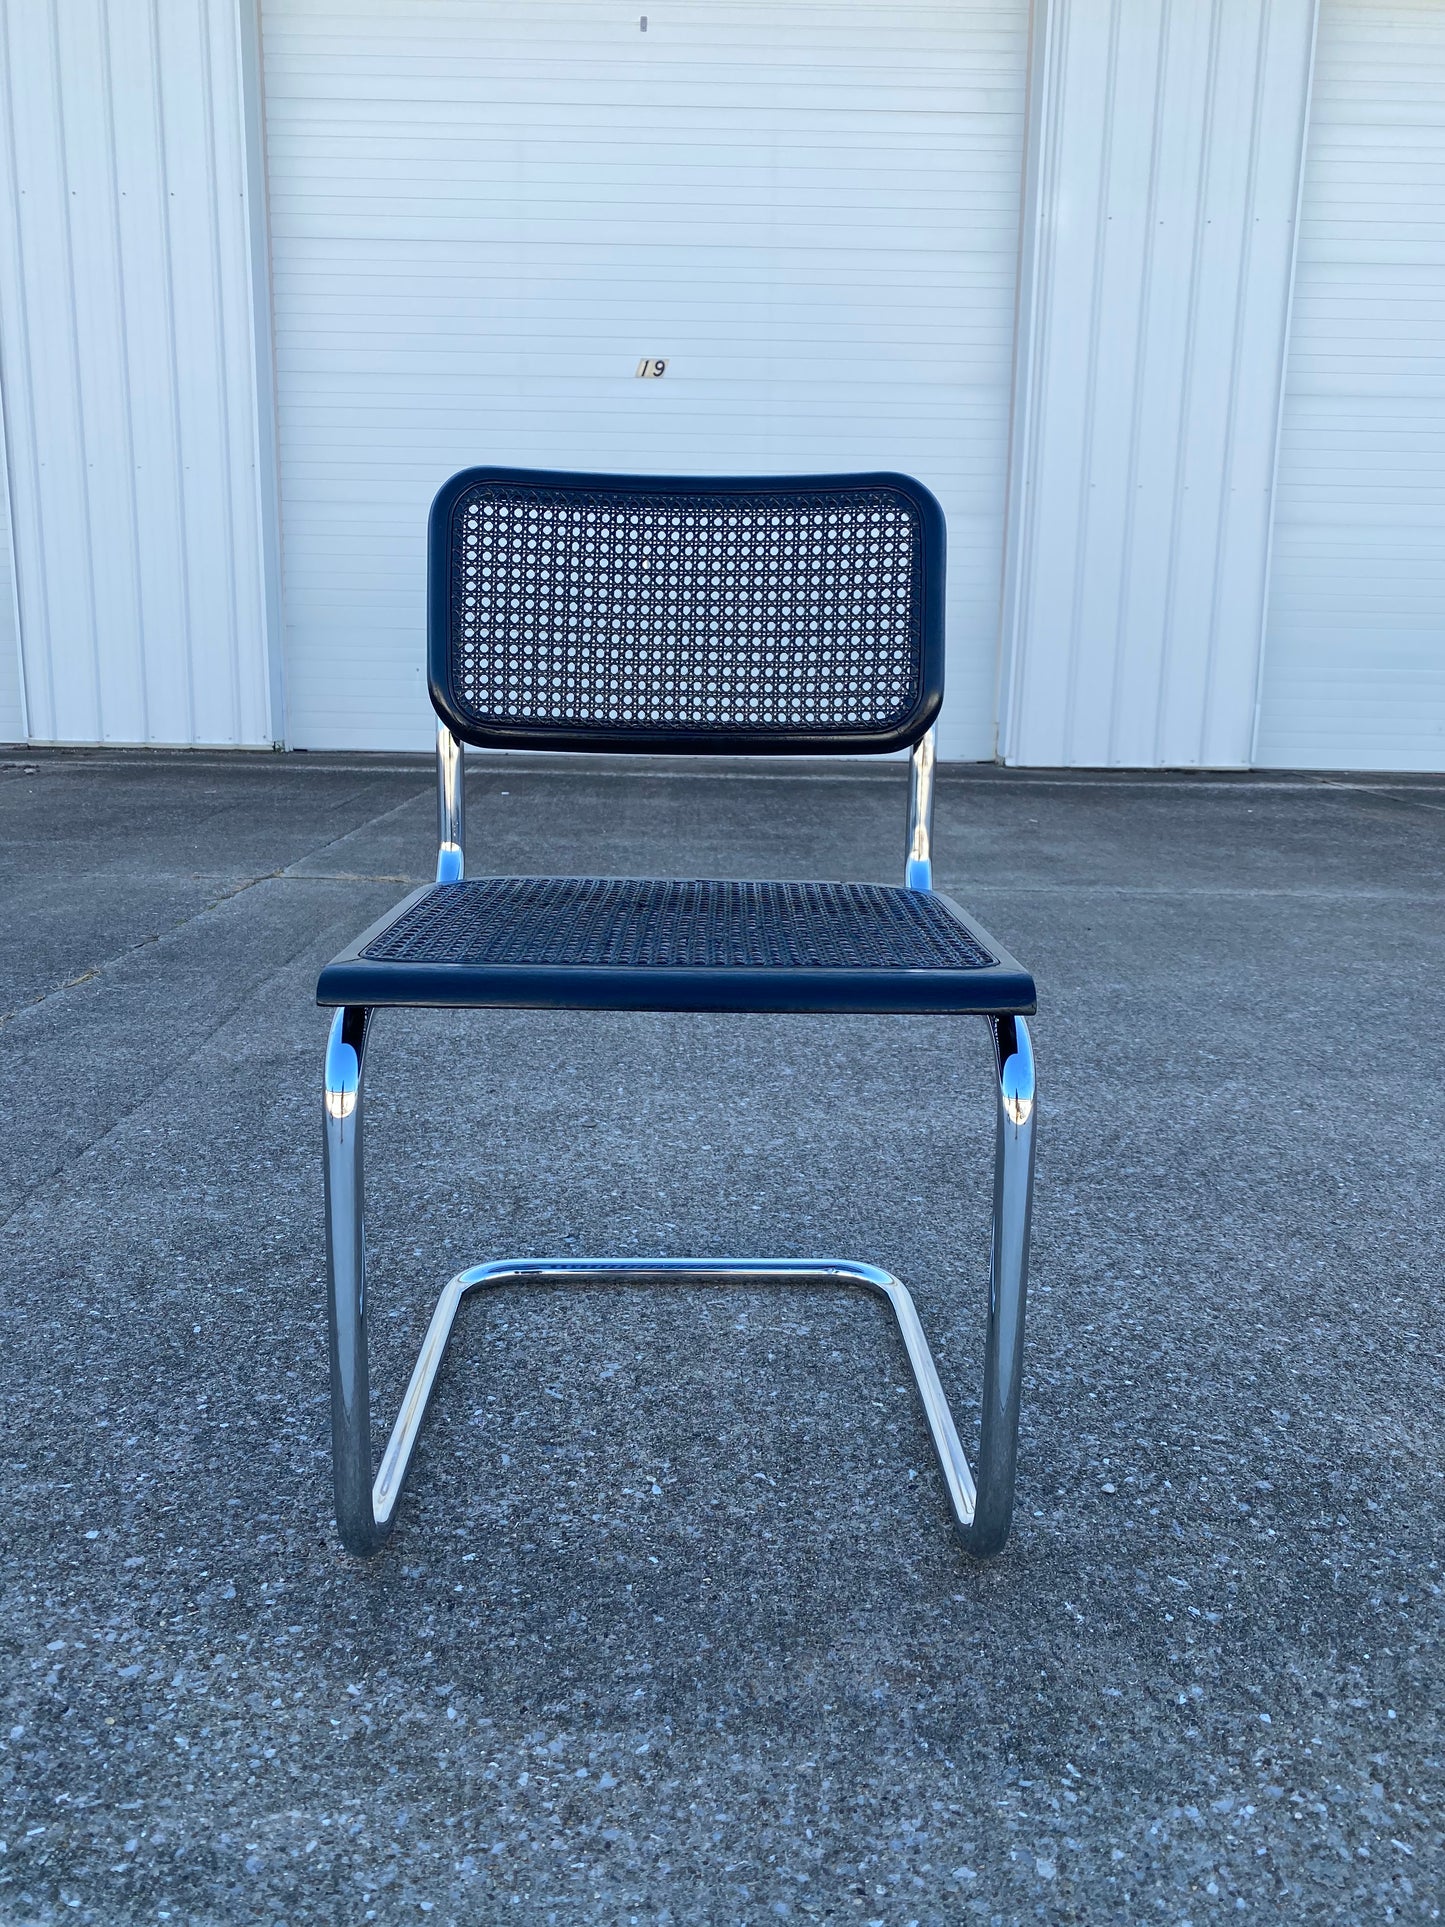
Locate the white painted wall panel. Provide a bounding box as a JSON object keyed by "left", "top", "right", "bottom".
{"left": 0, "top": 0, "right": 273, "bottom": 745}
{"left": 1257, "top": 0, "right": 1445, "bottom": 770}
{"left": 1001, "top": 0, "right": 1318, "bottom": 767}
{"left": 0, "top": 381, "right": 22, "bottom": 742}
{"left": 260, "top": 0, "right": 1029, "bottom": 754}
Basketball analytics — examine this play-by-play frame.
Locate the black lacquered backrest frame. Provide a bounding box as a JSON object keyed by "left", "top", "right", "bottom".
{"left": 427, "top": 467, "right": 945, "bottom": 755}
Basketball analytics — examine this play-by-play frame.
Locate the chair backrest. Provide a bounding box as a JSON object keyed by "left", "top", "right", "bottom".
{"left": 428, "top": 467, "right": 945, "bottom": 755}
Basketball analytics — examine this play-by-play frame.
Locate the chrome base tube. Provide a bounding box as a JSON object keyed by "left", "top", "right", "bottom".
{"left": 321, "top": 1010, "right": 1037, "bottom": 1561}
{"left": 367, "top": 1258, "right": 977, "bottom": 1543}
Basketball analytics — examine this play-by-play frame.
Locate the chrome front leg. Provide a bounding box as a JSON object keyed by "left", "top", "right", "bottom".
{"left": 323, "top": 1005, "right": 383, "bottom": 1554}
{"left": 962, "top": 1013, "right": 1037, "bottom": 1557}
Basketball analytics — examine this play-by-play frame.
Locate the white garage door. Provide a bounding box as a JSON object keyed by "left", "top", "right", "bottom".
{"left": 1258, "top": 0, "right": 1445, "bottom": 771}
{"left": 260, "top": 0, "right": 1028, "bottom": 754}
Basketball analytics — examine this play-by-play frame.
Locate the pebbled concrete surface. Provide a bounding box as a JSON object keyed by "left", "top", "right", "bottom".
{"left": 0, "top": 748, "right": 1441, "bottom": 1925}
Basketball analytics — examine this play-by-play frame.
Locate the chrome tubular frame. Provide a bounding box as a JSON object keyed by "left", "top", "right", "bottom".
{"left": 436, "top": 722, "right": 465, "bottom": 882}
{"left": 904, "top": 726, "right": 936, "bottom": 891}
{"left": 322, "top": 1003, "right": 1037, "bottom": 1562}
{"left": 323, "top": 726, "right": 1036, "bottom": 1560}
{"left": 367, "top": 1257, "right": 978, "bottom": 1549}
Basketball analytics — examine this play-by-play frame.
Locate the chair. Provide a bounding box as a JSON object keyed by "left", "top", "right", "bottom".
{"left": 318, "top": 467, "right": 1037, "bottom": 1560}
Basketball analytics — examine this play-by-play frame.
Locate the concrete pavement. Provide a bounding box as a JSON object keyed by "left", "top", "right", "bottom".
{"left": 0, "top": 748, "right": 1440, "bottom": 1923}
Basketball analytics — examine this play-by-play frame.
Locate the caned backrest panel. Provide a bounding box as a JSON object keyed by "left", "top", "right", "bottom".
{"left": 427, "top": 469, "right": 944, "bottom": 754}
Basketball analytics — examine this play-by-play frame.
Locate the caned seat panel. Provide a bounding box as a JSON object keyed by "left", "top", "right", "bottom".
{"left": 317, "top": 877, "right": 1035, "bottom": 1016}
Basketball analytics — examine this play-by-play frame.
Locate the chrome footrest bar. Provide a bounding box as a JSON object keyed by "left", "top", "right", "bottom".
{"left": 372, "top": 1257, "right": 978, "bottom": 1541}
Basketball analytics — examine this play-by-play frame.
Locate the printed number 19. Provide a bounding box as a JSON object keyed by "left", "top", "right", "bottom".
{"left": 635, "top": 358, "right": 667, "bottom": 378}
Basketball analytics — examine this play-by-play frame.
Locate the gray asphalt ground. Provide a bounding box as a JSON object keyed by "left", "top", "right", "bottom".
{"left": 0, "top": 748, "right": 1441, "bottom": 1925}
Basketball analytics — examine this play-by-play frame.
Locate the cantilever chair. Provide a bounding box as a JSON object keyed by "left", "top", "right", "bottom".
{"left": 317, "top": 467, "right": 1037, "bottom": 1560}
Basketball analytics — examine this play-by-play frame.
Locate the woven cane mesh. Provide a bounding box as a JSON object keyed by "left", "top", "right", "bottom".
{"left": 362, "top": 879, "right": 995, "bottom": 973}
{"left": 445, "top": 481, "right": 926, "bottom": 741}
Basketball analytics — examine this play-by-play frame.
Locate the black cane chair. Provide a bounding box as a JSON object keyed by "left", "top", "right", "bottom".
{"left": 318, "top": 467, "right": 1037, "bottom": 1560}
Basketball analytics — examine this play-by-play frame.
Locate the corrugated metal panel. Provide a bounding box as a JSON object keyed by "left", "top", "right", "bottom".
{"left": 1000, "top": 0, "right": 1318, "bottom": 767}
{"left": 260, "top": 0, "right": 1030, "bottom": 755}
{"left": 1256, "top": 0, "right": 1445, "bottom": 771}
{"left": 0, "top": 0, "right": 273, "bottom": 746}
{"left": 0, "top": 379, "right": 23, "bottom": 742}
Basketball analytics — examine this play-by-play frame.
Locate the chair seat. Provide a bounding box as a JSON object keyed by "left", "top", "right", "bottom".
{"left": 317, "top": 876, "right": 1035, "bottom": 1015}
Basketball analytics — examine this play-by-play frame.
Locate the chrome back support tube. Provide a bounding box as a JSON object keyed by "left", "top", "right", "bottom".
{"left": 905, "top": 726, "right": 936, "bottom": 891}
{"left": 436, "top": 722, "right": 465, "bottom": 882}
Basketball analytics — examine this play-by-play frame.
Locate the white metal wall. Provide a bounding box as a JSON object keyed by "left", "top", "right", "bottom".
{"left": 1000, "top": 0, "right": 1319, "bottom": 767}
{"left": 260, "top": 0, "right": 1030, "bottom": 755}
{"left": 1256, "top": 0, "right": 1445, "bottom": 771}
{"left": 0, "top": 387, "right": 22, "bottom": 742}
{"left": 0, "top": 0, "right": 274, "bottom": 746}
